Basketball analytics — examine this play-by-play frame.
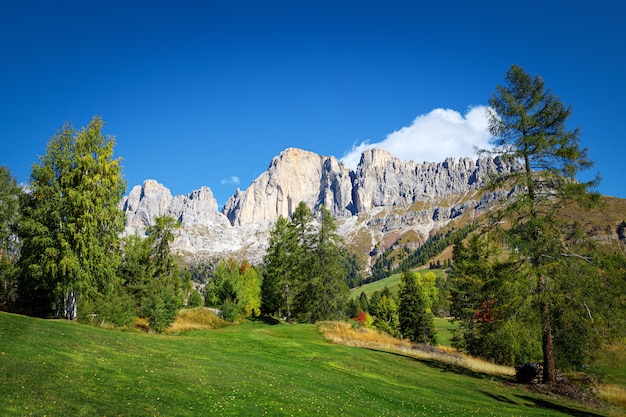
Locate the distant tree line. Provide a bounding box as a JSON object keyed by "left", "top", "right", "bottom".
{"left": 364, "top": 224, "right": 476, "bottom": 286}
{"left": 347, "top": 269, "right": 439, "bottom": 345}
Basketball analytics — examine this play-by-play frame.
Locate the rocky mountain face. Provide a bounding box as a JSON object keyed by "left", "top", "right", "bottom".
{"left": 120, "top": 147, "right": 520, "bottom": 264}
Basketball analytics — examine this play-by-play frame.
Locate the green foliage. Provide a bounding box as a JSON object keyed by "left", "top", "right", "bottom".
{"left": 118, "top": 234, "right": 153, "bottom": 305}
{"left": 143, "top": 287, "right": 181, "bottom": 333}
{"left": 186, "top": 289, "right": 203, "bottom": 308}
{"left": 450, "top": 234, "right": 542, "bottom": 365}
{"left": 481, "top": 64, "right": 609, "bottom": 382}
{"left": 262, "top": 203, "right": 349, "bottom": 323}
{"left": 549, "top": 252, "right": 626, "bottom": 370}
{"left": 295, "top": 205, "right": 349, "bottom": 322}
{"left": 206, "top": 259, "right": 262, "bottom": 321}
{"left": 398, "top": 270, "right": 437, "bottom": 344}
{"left": 261, "top": 215, "right": 297, "bottom": 319}
{"left": 78, "top": 289, "right": 136, "bottom": 328}
{"left": 373, "top": 294, "right": 399, "bottom": 337}
{"left": 115, "top": 216, "right": 185, "bottom": 332}
{"left": 219, "top": 297, "right": 243, "bottom": 322}
{"left": 17, "top": 117, "right": 125, "bottom": 319}
{"left": 0, "top": 166, "right": 23, "bottom": 310}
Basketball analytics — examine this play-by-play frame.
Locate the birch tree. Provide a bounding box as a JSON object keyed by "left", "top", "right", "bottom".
{"left": 18, "top": 117, "right": 125, "bottom": 319}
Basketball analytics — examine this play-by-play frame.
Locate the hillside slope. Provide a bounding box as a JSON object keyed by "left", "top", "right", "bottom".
{"left": 0, "top": 312, "right": 619, "bottom": 416}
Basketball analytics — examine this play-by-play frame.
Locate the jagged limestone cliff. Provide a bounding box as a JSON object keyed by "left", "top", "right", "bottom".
{"left": 121, "top": 148, "right": 519, "bottom": 264}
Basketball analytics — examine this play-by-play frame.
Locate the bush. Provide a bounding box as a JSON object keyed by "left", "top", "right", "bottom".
{"left": 143, "top": 289, "right": 181, "bottom": 333}
{"left": 78, "top": 291, "right": 136, "bottom": 328}
{"left": 187, "top": 290, "right": 203, "bottom": 308}
{"left": 219, "top": 297, "right": 243, "bottom": 322}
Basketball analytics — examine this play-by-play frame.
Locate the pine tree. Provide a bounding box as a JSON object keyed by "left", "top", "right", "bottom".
{"left": 262, "top": 203, "right": 349, "bottom": 322}
{"left": 398, "top": 270, "right": 436, "bottom": 344}
{"left": 262, "top": 215, "right": 298, "bottom": 320}
{"left": 296, "top": 205, "right": 348, "bottom": 322}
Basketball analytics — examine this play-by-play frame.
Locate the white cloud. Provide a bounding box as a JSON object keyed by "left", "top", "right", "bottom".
{"left": 220, "top": 176, "right": 240, "bottom": 185}
{"left": 341, "top": 106, "right": 492, "bottom": 170}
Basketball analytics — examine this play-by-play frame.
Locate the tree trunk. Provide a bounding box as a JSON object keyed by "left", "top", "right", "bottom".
{"left": 64, "top": 289, "right": 77, "bottom": 321}
{"left": 539, "top": 275, "right": 556, "bottom": 384}
{"left": 284, "top": 283, "right": 291, "bottom": 323}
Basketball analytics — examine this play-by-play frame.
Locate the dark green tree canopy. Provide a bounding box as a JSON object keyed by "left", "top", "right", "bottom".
{"left": 262, "top": 203, "right": 349, "bottom": 323}
{"left": 398, "top": 270, "right": 436, "bottom": 345}
{"left": 0, "top": 166, "right": 24, "bottom": 310}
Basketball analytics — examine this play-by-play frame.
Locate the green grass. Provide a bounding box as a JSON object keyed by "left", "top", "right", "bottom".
{"left": 351, "top": 268, "right": 448, "bottom": 299}
{"left": 0, "top": 312, "right": 622, "bottom": 416}
{"left": 434, "top": 316, "right": 457, "bottom": 347}
{"left": 351, "top": 272, "right": 402, "bottom": 298}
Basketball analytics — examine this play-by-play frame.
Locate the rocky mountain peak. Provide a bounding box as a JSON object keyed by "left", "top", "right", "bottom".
{"left": 121, "top": 179, "right": 230, "bottom": 235}
{"left": 222, "top": 147, "right": 352, "bottom": 226}
{"left": 121, "top": 148, "right": 522, "bottom": 264}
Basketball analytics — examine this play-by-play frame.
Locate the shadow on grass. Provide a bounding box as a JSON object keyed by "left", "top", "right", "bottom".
{"left": 248, "top": 316, "right": 281, "bottom": 325}
{"left": 479, "top": 390, "right": 519, "bottom": 405}
{"left": 375, "top": 349, "right": 512, "bottom": 382}
{"left": 515, "top": 395, "right": 606, "bottom": 417}
{"left": 397, "top": 353, "right": 608, "bottom": 416}
{"left": 480, "top": 389, "right": 607, "bottom": 417}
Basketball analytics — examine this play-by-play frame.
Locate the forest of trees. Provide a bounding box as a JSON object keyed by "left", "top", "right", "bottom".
{"left": 261, "top": 202, "right": 349, "bottom": 322}
{"left": 0, "top": 66, "right": 625, "bottom": 379}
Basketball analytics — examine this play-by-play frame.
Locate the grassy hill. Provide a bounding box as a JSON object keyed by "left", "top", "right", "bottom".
{"left": 1, "top": 312, "right": 622, "bottom": 416}
{"left": 350, "top": 268, "right": 448, "bottom": 299}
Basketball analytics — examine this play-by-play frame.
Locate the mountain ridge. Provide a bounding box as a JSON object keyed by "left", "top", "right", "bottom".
{"left": 120, "top": 147, "right": 522, "bottom": 264}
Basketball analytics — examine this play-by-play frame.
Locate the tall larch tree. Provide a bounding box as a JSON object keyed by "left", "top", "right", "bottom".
{"left": 18, "top": 117, "right": 125, "bottom": 320}
{"left": 484, "top": 65, "right": 601, "bottom": 383}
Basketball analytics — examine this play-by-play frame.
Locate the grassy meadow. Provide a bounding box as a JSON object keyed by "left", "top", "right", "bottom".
{"left": 1, "top": 311, "right": 624, "bottom": 416}
{"left": 350, "top": 268, "right": 448, "bottom": 299}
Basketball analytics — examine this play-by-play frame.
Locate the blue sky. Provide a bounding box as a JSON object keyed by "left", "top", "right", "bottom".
{"left": 2, "top": 0, "right": 625, "bottom": 207}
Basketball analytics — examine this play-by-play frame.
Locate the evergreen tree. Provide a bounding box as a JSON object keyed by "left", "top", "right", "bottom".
{"left": 398, "top": 270, "right": 436, "bottom": 344}
{"left": 358, "top": 291, "right": 369, "bottom": 314}
{"left": 484, "top": 65, "right": 604, "bottom": 382}
{"left": 118, "top": 234, "right": 154, "bottom": 308}
{"left": 295, "top": 205, "right": 348, "bottom": 322}
{"left": 261, "top": 215, "right": 298, "bottom": 320}
{"left": 207, "top": 259, "right": 262, "bottom": 321}
{"left": 450, "top": 234, "right": 541, "bottom": 365}
{"left": 146, "top": 215, "right": 181, "bottom": 283}
{"left": 18, "top": 117, "right": 125, "bottom": 319}
{"left": 186, "top": 289, "right": 203, "bottom": 308}
{"left": 262, "top": 203, "right": 349, "bottom": 322}
{"left": 368, "top": 291, "right": 382, "bottom": 317}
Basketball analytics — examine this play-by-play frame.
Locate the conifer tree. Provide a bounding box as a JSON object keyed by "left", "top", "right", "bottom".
{"left": 262, "top": 203, "right": 349, "bottom": 322}
{"left": 484, "top": 65, "right": 602, "bottom": 382}
{"left": 398, "top": 270, "right": 436, "bottom": 344}
{"left": 296, "top": 205, "right": 348, "bottom": 322}
{"left": 262, "top": 215, "right": 298, "bottom": 320}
